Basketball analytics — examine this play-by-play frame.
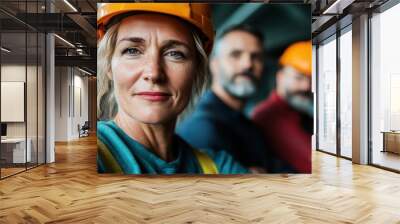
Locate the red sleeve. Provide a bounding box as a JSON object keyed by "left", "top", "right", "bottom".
{"left": 253, "top": 106, "right": 311, "bottom": 173}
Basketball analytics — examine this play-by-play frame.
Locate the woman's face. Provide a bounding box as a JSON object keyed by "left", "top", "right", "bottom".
{"left": 110, "top": 14, "right": 196, "bottom": 124}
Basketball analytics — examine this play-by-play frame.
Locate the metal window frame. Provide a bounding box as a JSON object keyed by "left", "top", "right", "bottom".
{"left": 315, "top": 20, "right": 353, "bottom": 161}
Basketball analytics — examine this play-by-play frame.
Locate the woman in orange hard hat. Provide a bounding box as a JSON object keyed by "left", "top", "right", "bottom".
{"left": 252, "top": 41, "right": 313, "bottom": 173}
{"left": 97, "top": 3, "right": 248, "bottom": 174}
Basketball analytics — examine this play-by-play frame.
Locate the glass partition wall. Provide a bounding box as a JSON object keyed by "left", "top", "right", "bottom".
{"left": 0, "top": 1, "right": 46, "bottom": 179}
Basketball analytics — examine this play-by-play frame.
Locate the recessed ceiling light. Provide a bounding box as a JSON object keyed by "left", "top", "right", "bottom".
{"left": 63, "top": 0, "right": 78, "bottom": 12}
{"left": 54, "top": 34, "right": 75, "bottom": 48}
{"left": 78, "top": 67, "right": 93, "bottom": 76}
{"left": 1, "top": 47, "right": 11, "bottom": 53}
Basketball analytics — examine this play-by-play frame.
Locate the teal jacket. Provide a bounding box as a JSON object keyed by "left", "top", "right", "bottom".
{"left": 97, "top": 121, "right": 249, "bottom": 174}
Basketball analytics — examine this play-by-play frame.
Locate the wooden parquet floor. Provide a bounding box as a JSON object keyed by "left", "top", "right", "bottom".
{"left": 1, "top": 167, "right": 26, "bottom": 178}
{"left": 0, "top": 135, "right": 399, "bottom": 224}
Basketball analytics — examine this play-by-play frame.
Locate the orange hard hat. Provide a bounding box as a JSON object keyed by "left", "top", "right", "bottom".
{"left": 97, "top": 3, "right": 214, "bottom": 55}
{"left": 279, "top": 41, "right": 312, "bottom": 76}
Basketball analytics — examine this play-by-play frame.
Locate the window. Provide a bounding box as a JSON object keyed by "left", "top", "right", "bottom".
{"left": 339, "top": 27, "right": 352, "bottom": 158}
{"left": 317, "top": 35, "right": 337, "bottom": 154}
{"left": 370, "top": 2, "right": 400, "bottom": 171}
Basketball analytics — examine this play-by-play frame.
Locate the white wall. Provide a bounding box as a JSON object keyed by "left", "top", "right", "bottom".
{"left": 54, "top": 67, "right": 89, "bottom": 141}
{"left": 55, "top": 66, "right": 69, "bottom": 141}
{"left": 1, "top": 65, "right": 38, "bottom": 138}
{"left": 72, "top": 73, "right": 89, "bottom": 138}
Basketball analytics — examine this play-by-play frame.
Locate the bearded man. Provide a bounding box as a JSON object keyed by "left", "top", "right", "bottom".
{"left": 177, "top": 24, "right": 269, "bottom": 172}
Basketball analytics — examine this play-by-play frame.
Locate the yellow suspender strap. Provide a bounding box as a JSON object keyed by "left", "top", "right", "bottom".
{"left": 98, "top": 139, "right": 123, "bottom": 173}
{"left": 193, "top": 149, "right": 219, "bottom": 174}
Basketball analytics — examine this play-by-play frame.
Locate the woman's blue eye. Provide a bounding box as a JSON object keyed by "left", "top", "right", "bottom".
{"left": 165, "top": 51, "right": 185, "bottom": 60}
{"left": 122, "top": 48, "right": 141, "bottom": 56}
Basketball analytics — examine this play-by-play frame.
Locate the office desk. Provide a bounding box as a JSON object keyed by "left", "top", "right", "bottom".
{"left": 1, "top": 138, "right": 31, "bottom": 163}
{"left": 381, "top": 131, "right": 400, "bottom": 154}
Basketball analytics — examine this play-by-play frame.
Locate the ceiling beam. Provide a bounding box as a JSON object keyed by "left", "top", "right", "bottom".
{"left": 67, "top": 13, "right": 96, "bottom": 45}
{"left": 217, "top": 3, "right": 264, "bottom": 35}
{"left": 323, "top": 0, "right": 356, "bottom": 14}
{"left": 55, "top": 55, "right": 95, "bottom": 70}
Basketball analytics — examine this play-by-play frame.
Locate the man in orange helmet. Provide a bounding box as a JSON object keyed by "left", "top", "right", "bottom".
{"left": 252, "top": 41, "right": 313, "bottom": 173}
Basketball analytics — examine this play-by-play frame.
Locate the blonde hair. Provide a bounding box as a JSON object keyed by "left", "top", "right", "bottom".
{"left": 97, "top": 21, "right": 209, "bottom": 121}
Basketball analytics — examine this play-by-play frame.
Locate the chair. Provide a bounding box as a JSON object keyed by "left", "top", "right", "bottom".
{"left": 78, "top": 121, "right": 90, "bottom": 138}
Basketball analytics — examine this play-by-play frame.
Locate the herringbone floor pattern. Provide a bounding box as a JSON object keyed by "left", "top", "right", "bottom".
{"left": 0, "top": 135, "right": 399, "bottom": 223}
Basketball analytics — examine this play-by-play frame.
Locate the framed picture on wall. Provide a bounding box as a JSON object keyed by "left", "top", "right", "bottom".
{"left": 1, "top": 81, "right": 25, "bottom": 122}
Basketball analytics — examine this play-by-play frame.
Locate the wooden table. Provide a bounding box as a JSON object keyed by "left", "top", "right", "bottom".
{"left": 381, "top": 131, "right": 400, "bottom": 154}
{"left": 1, "top": 138, "right": 31, "bottom": 164}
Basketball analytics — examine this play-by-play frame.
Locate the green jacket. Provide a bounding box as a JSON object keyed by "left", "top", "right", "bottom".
{"left": 97, "top": 120, "right": 249, "bottom": 174}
